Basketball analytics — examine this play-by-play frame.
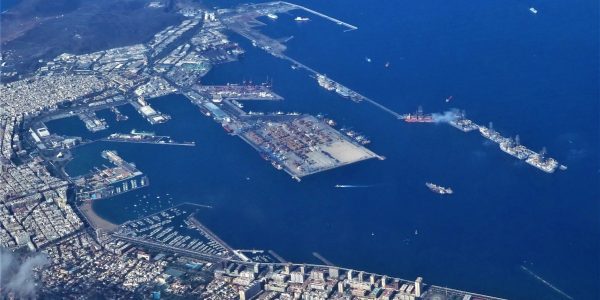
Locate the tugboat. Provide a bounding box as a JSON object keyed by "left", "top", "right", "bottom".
{"left": 425, "top": 182, "right": 453, "bottom": 195}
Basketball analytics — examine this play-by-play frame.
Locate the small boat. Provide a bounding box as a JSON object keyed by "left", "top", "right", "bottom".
{"left": 294, "top": 16, "right": 310, "bottom": 22}
{"left": 445, "top": 95, "right": 453, "bottom": 103}
{"left": 529, "top": 7, "right": 538, "bottom": 14}
{"left": 365, "top": 57, "right": 372, "bottom": 63}
{"left": 426, "top": 182, "right": 453, "bottom": 195}
{"left": 384, "top": 61, "right": 390, "bottom": 68}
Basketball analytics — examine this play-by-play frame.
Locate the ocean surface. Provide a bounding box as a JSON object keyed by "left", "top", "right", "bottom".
{"left": 46, "top": 1, "right": 599, "bottom": 299}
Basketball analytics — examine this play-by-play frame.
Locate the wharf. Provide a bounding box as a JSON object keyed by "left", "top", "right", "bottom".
{"left": 101, "top": 132, "right": 195, "bottom": 147}
{"left": 78, "top": 110, "right": 108, "bottom": 132}
{"left": 130, "top": 96, "right": 171, "bottom": 125}
{"left": 220, "top": 3, "right": 404, "bottom": 120}
{"left": 74, "top": 150, "right": 149, "bottom": 201}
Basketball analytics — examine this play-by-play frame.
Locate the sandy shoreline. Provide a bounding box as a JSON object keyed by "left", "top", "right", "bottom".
{"left": 79, "top": 201, "right": 119, "bottom": 232}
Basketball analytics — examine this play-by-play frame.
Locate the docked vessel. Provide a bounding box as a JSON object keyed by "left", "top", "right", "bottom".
{"left": 403, "top": 106, "right": 433, "bottom": 123}
{"left": 478, "top": 123, "right": 507, "bottom": 143}
{"left": 130, "top": 129, "right": 155, "bottom": 137}
{"left": 316, "top": 74, "right": 335, "bottom": 91}
{"left": 267, "top": 13, "right": 278, "bottom": 20}
{"left": 105, "top": 131, "right": 195, "bottom": 146}
{"left": 499, "top": 136, "right": 534, "bottom": 160}
{"left": 426, "top": 182, "right": 453, "bottom": 195}
{"left": 449, "top": 118, "right": 479, "bottom": 132}
{"left": 526, "top": 149, "right": 559, "bottom": 173}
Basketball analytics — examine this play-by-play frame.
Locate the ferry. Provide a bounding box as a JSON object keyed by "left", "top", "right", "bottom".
{"left": 426, "top": 182, "right": 453, "bottom": 195}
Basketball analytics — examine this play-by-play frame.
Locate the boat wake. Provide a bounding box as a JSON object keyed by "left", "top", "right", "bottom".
{"left": 335, "top": 184, "right": 375, "bottom": 188}
{"left": 520, "top": 265, "right": 574, "bottom": 300}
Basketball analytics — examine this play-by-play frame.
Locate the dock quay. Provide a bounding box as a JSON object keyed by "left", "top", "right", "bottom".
{"left": 238, "top": 115, "right": 383, "bottom": 180}
{"left": 221, "top": 3, "right": 405, "bottom": 121}
{"left": 130, "top": 96, "right": 170, "bottom": 125}
{"left": 78, "top": 110, "right": 108, "bottom": 132}
{"left": 279, "top": 1, "right": 358, "bottom": 31}
{"left": 183, "top": 84, "right": 382, "bottom": 180}
{"left": 101, "top": 130, "right": 195, "bottom": 146}
{"left": 74, "top": 150, "right": 149, "bottom": 201}
{"left": 193, "top": 83, "right": 283, "bottom": 102}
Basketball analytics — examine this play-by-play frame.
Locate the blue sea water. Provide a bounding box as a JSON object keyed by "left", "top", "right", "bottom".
{"left": 46, "top": 1, "right": 599, "bottom": 299}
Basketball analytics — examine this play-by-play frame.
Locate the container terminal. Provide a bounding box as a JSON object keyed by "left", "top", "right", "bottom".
{"left": 239, "top": 115, "right": 383, "bottom": 180}
{"left": 73, "top": 150, "right": 149, "bottom": 201}
{"left": 183, "top": 81, "right": 382, "bottom": 180}
{"left": 102, "top": 129, "right": 195, "bottom": 146}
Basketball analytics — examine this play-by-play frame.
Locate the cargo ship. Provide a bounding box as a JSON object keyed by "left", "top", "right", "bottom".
{"left": 403, "top": 106, "right": 433, "bottom": 123}
{"left": 426, "top": 182, "right": 453, "bottom": 195}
